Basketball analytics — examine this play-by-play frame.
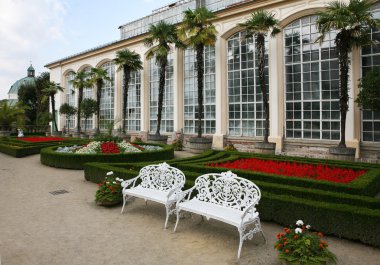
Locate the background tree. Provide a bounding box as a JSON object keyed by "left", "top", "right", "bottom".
{"left": 70, "top": 70, "right": 91, "bottom": 133}
{"left": 316, "top": 0, "right": 379, "bottom": 148}
{"left": 178, "top": 7, "right": 218, "bottom": 139}
{"left": 113, "top": 49, "right": 143, "bottom": 134}
{"left": 145, "top": 21, "right": 183, "bottom": 136}
{"left": 59, "top": 103, "right": 77, "bottom": 134}
{"left": 356, "top": 68, "right": 380, "bottom": 111}
{"left": 88, "top": 67, "right": 111, "bottom": 134}
{"left": 35, "top": 72, "right": 50, "bottom": 125}
{"left": 42, "top": 82, "right": 64, "bottom": 132}
{"left": 239, "top": 10, "right": 280, "bottom": 143}
{"left": 18, "top": 83, "right": 38, "bottom": 125}
{"left": 80, "top": 98, "right": 97, "bottom": 133}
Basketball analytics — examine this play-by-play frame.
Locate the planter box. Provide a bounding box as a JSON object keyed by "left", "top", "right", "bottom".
{"left": 147, "top": 134, "right": 168, "bottom": 144}
{"left": 329, "top": 147, "right": 356, "bottom": 162}
{"left": 254, "top": 142, "right": 276, "bottom": 155}
{"left": 189, "top": 137, "right": 212, "bottom": 154}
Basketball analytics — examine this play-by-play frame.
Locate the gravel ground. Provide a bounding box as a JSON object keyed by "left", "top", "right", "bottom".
{"left": 0, "top": 153, "right": 379, "bottom": 265}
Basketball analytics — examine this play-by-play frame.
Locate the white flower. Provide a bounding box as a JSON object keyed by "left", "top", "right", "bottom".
{"left": 106, "top": 182, "right": 110, "bottom": 184}
{"left": 306, "top": 225, "right": 311, "bottom": 230}
{"left": 113, "top": 181, "right": 116, "bottom": 184}
{"left": 106, "top": 171, "right": 114, "bottom": 176}
{"left": 295, "top": 228, "right": 303, "bottom": 234}
{"left": 296, "top": 220, "right": 304, "bottom": 226}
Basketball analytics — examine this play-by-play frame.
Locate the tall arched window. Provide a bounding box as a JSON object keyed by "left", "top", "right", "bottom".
{"left": 81, "top": 67, "right": 93, "bottom": 130}
{"left": 100, "top": 62, "right": 115, "bottom": 130}
{"left": 227, "top": 31, "right": 268, "bottom": 136}
{"left": 184, "top": 46, "right": 216, "bottom": 134}
{"left": 361, "top": 3, "right": 380, "bottom": 142}
{"left": 284, "top": 15, "right": 340, "bottom": 140}
{"left": 149, "top": 53, "right": 174, "bottom": 133}
{"left": 65, "top": 71, "right": 76, "bottom": 129}
{"left": 126, "top": 71, "right": 141, "bottom": 132}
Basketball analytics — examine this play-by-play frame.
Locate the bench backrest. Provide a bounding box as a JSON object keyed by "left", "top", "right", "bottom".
{"left": 138, "top": 162, "right": 185, "bottom": 191}
{"left": 194, "top": 171, "right": 261, "bottom": 211}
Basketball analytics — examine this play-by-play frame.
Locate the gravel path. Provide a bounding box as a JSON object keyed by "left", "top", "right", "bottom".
{"left": 0, "top": 153, "right": 379, "bottom": 265}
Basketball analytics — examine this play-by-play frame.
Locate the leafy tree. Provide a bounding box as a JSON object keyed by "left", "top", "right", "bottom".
{"left": 356, "top": 68, "right": 380, "bottom": 111}
{"left": 316, "top": 0, "right": 380, "bottom": 148}
{"left": 70, "top": 70, "right": 92, "bottom": 133}
{"left": 80, "top": 98, "right": 97, "bottom": 133}
{"left": 0, "top": 101, "right": 25, "bottom": 130}
{"left": 35, "top": 72, "right": 50, "bottom": 125}
{"left": 18, "top": 82, "right": 38, "bottom": 125}
{"left": 88, "top": 67, "right": 112, "bottom": 134}
{"left": 42, "top": 82, "right": 64, "bottom": 132}
{"left": 178, "top": 7, "right": 218, "bottom": 138}
{"left": 113, "top": 49, "right": 143, "bottom": 134}
{"left": 59, "top": 103, "right": 77, "bottom": 134}
{"left": 145, "top": 21, "right": 183, "bottom": 136}
{"left": 239, "top": 10, "right": 280, "bottom": 143}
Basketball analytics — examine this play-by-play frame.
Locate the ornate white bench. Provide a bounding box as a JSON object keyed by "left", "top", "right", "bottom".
{"left": 121, "top": 162, "right": 186, "bottom": 229}
{"left": 174, "top": 171, "right": 265, "bottom": 258}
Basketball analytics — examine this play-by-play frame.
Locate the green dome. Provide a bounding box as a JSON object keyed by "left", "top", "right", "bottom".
{"left": 27, "top": 65, "right": 35, "bottom": 71}
{"left": 8, "top": 76, "right": 36, "bottom": 94}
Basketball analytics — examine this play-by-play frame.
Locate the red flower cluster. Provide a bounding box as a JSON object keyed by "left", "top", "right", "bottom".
{"left": 18, "top": 137, "right": 65, "bottom": 142}
{"left": 101, "top": 142, "right": 120, "bottom": 154}
{"left": 208, "top": 158, "right": 366, "bottom": 183}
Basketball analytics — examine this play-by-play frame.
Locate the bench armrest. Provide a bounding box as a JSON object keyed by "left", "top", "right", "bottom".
{"left": 240, "top": 199, "right": 259, "bottom": 222}
{"left": 175, "top": 187, "right": 196, "bottom": 204}
{"left": 166, "top": 186, "right": 184, "bottom": 201}
{"left": 121, "top": 176, "right": 140, "bottom": 190}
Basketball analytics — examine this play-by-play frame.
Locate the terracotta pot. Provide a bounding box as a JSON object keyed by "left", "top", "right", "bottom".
{"left": 96, "top": 200, "right": 122, "bottom": 207}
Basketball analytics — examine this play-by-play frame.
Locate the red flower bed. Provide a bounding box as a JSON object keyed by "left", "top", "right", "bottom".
{"left": 101, "top": 142, "right": 120, "bottom": 154}
{"left": 207, "top": 158, "right": 366, "bottom": 183}
{"left": 18, "top": 137, "right": 65, "bottom": 143}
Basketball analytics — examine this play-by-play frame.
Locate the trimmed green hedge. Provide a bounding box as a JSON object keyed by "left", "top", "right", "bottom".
{"left": 0, "top": 138, "right": 89, "bottom": 158}
{"left": 83, "top": 150, "right": 380, "bottom": 248}
{"left": 40, "top": 143, "right": 174, "bottom": 169}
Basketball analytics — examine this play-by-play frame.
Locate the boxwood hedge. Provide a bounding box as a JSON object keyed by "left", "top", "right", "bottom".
{"left": 40, "top": 143, "right": 174, "bottom": 169}
{"left": 83, "top": 150, "right": 380, "bottom": 247}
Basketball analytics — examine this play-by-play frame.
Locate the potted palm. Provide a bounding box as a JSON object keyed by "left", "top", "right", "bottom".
{"left": 239, "top": 10, "right": 280, "bottom": 154}
{"left": 178, "top": 7, "right": 218, "bottom": 153}
{"left": 316, "top": 0, "right": 380, "bottom": 160}
{"left": 42, "top": 81, "right": 64, "bottom": 136}
{"left": 113, "top": 49, "right": 143, "bottom": 141}
{"left": 145, "top": 21, "right": 183, "bottom": 144}
{"left": 0, "top": 101, "right": 25, "bottom": 136}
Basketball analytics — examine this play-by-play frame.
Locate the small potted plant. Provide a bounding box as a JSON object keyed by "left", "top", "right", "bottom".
{"left": 95, "top": 171, "right": 124, "bottom": 206}
{"left": 275, "top": 220, "right": 337, "bottom": 265}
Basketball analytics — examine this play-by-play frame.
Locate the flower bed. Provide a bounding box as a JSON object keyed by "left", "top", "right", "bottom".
{"left": 56, "top": 141, "right": 146, "bottom": 154}
{"left": 208, "top": 158, "right": 366, "bottom": 183}
{"left": 18, "top": 137, "right": 66, "bottom": 142}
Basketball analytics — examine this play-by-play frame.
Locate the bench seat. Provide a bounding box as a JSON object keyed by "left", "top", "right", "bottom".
{"left": 125, "top": 186, "right": 176, "bottom": 205}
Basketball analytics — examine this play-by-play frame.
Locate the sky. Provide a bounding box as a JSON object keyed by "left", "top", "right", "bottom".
{"left": 0, "top": 0, "right": 171, "bottom": 100}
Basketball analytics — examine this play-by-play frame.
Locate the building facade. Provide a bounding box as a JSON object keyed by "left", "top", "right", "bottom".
{"left": 45, "top": 0, "right": 380, "bottom": 162}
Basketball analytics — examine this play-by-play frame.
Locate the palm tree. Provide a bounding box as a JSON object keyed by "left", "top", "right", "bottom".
{"left": 316, "top": 0, "right": 379, "bottom": 148}
{"left": 0, "top": 101, "right": 25, "bottom": 131}
{"left": 88, "top": 67, "right": 111, "bottom": 134}
{"left": 239, "top": 10, "right": 280, "bottom": 143}
{"left": 113, "top": 49, "right": 143, "bottom": 134}
{"left": 178, "top": 7, "right": 218, "bottom": 138}
{"left": 145, "top": 20, "right": 183, "bottom": 136}
{"left": 42, "top": 81, "right": 64, "bottom": 132}
{"left": 70, "top": 70, "right": 91, "bottom": 133}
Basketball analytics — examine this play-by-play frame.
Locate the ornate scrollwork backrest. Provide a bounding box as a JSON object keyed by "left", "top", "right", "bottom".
{"left": 195, "top": 171, "right": 261, "bottom": 211}
{"left": 139, "top": 162, "right": 185, "bottom": 191}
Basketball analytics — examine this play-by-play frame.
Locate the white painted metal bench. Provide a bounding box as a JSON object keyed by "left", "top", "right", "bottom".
{"left": 174, "top": 171, "right": 265, "bottom": 258}
{"left": 121, "top": 162, "right": 186, "bottom": 229}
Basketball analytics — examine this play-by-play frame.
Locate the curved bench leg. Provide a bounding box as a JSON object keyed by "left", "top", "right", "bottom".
{"left": 174, "top": 209, "right": 181, "bottom": 232}
{"left": 121, "top": 195, "right": 127, "bottom": 214}
{"left": 237, "top": 228, "right": 244, "bottom": 259}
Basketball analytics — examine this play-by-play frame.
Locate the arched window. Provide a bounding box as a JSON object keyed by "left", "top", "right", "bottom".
{"left": 65, "top": 71, "right": 76, "bottom": 129}
{"left": 81, "top": 66, "right": 93, "bottom": 130}
{"left": 184, "top": 46, "right": 216, "bottom": 134}
{"left": 284, "top": 15, "right": 340, "bottom": 140}
{"left": 361, "top": 3, "right": 380, "bottom": 142}
{"left": 126, "top": 71, "right": 141, "bottom": 132}
{"left": 227, "top": 31, "right": 268, "bottom": 136}
{"left": 149, "top": 53, "right": 174, "bottom": 133}
{"left": 100, "top": 62, "right": 115, "bottom": 130}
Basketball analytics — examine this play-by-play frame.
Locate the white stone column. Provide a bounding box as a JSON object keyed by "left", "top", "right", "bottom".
{"left": 141, "top": 55, "right": 150, "bottom": 136}
{"left": 213, "top": 35, "right": 227, "bottom": 149}
{"left": 114, "top": 67, "right": 123, "bottom": 130}
{"left": 174, "top": 49, "right": 184, "bottom": 133}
